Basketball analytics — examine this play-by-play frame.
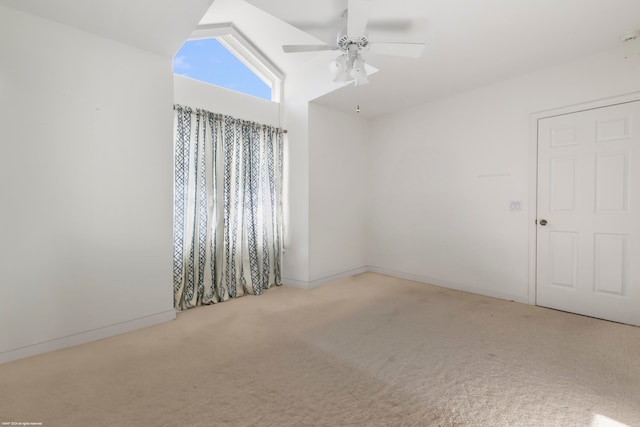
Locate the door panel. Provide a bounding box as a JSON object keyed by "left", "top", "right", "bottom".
{"left": 549, "top": 231, "right": 578, "bottom": 288}
{"left": 593, "top": 233, "right": 628, "bottom": 296}
{"left": 537, "top": 100, "right": 640, "bottom": 326}
{"left": 595, "top": 153, "right": 628, "bottom": 213}
{"left": 550, "top": 157, "right": 577, "bottom": 212}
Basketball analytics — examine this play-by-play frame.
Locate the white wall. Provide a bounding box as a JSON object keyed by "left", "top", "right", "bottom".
{"left": 281, "top": 54, "right": 369, "bottom": 287}
{"left": 174, "top": 75, "right": 280, "bottom": 126}
{"left": 0, "top": 6, "right": 176, "bottom": 363}
{"left": 309, "top": 103, "right": 369, "bottom": 282}
{"left": 281, "top": 91, "right": 311, "bottom": 284}
{"left": 368, "top": 48, "right": 640, "bottom": 302}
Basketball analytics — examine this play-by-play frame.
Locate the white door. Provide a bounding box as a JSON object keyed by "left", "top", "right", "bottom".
{"left": 536, "top": 100, "right": 640, "bottom": 326}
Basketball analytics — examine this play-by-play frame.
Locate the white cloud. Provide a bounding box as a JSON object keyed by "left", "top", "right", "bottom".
{"left": 173, "top": 55, "right": 191, "bottom": 71}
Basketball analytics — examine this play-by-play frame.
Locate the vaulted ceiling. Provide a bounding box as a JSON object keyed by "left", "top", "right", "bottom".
{"left": 2, "top": 0, "right": 639, "bottom": 118}
{"left": 0, "top": 0, "right": 213, "bottom": 56}
{"left": 240, "top": 0, "right": 640, "bottom": 117}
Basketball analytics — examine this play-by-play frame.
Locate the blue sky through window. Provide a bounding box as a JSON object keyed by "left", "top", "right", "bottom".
{"left": 174, "top": 38, "right": 271, "bottom": 101}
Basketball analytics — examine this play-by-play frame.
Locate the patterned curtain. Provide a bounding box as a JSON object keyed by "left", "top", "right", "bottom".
{"left": 173, "top": 105, "right": 284, "bottom": 310}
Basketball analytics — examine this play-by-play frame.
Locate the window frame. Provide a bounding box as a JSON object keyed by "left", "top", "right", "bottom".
{"left": 186, "top": 23, "right": 283, "bottom": 103}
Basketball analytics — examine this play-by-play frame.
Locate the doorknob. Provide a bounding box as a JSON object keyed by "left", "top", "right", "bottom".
{"left": 539, "top": 219, "right": 548, "bottom": 226}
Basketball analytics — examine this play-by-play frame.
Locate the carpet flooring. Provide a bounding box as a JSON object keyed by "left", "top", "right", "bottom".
{"left": 1, "top": 273, "right": 639, "bottom": 426}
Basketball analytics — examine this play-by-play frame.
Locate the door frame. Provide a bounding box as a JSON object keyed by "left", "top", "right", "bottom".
{"left": 527, "top": 91, "right": 640, "bottom": 305}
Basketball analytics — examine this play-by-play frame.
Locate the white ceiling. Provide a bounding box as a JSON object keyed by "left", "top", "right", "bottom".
{"left": 240, "top": 0, "right": 640, "bottom": 118}
{"left": 0, "top": 0, "right": 213, "bottom": 56}
{"left": 2, "top": 0, "right": 638, "bottom": 118}
{"left": 198, "top": 0, "right": 324, "bottom": 77}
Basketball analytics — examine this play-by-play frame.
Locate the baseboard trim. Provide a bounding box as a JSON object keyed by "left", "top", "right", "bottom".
{"left": 284, "top": 266, "right": 369, "bottom": 290}
{"left": 285, "top": 266, "right": 529, "bottom": 304}
{"left": 282, "top": 278, "right": 310, "bottom": 289}
{"left": 0, "top": 310, "right": 176, "bottom": 365}
{"left": 368, "top": 266, "right": 529, "bottom": 304}
{"left": 308, "top": 266, "right": 369, "bottom": 289}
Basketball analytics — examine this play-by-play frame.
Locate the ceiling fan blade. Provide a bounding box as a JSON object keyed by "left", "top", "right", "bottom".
{"left": 283, "top": 44, "right": 339, "bottom": 53}
{"left": 347, "top": 0, "right": 373, "bottom": 38}
{"left": 368, "top": 42, "right": 426, "bottom": 58}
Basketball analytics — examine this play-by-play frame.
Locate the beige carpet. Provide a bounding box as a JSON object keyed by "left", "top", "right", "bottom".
{"left": 1, "top": 273, "right": 639, "bottom": 426}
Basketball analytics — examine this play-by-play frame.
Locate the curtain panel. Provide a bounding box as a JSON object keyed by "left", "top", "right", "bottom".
{"left": 173, "top": 105, "right": 284, "bottom": 310}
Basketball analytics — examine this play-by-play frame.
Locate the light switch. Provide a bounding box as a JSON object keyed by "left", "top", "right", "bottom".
{"left": 510, "top": 200, "right": 522, "bottom": 211}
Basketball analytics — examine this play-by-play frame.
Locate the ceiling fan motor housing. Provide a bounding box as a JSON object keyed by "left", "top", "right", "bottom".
{"left": 337, "top": 28, "right": 369, "bottom": 52}
{"left": 357, "top": 36, "right": 369, "bottom": 49}
{"left": 337, "top": 33, "right": 351, "bottom": 50}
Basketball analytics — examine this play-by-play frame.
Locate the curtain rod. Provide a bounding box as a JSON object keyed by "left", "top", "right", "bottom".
{"left": 174, "top": 104, "right": 287, "bottom": 134}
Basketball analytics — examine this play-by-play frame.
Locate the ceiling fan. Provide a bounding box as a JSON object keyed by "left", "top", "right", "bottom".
{"left": 282, "top": 0, "right": 425, "bottom": 85}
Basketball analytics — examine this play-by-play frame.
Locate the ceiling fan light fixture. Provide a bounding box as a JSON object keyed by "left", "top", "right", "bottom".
{"left": 351, "top": 56, "right": 365, "bottom": 73}
{"left": 329, "top": 58, "right": 343, "bottom": 74}
{"left": 330, "top": 54, "right": 351, "bottom": 81}
{"left": 330, "top": 52, "right": 369, "bottom": 85}
{"left": 333, "top": 70, "right": 352, "bottom": 83}
{"left": 349, "top": 55, "right": 368, "bottom": 85}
